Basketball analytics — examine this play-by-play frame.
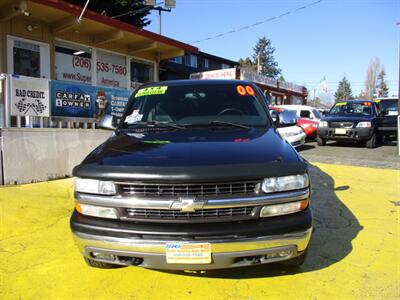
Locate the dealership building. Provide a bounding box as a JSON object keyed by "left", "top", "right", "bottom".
{"left": 0, "top": 0, "right": 309, "bottom": 185}
{"left": 0, "top": 0, "right": 198, "bottom": 184}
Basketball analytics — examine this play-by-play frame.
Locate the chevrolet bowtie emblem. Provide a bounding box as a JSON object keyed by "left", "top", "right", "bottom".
{"left": 170, "top": 197, "right": 206, "bottom": 212}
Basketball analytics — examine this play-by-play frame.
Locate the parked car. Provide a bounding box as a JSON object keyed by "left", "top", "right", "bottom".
{"left": 317, "top": 100, "right": 382, "bottom": 148}
{"left": 277, "top": 105, "right": 322, "bottom": 121}
{"left": 271, "top": 106, "right": 317, "bottom": 139}
{"left": 375, "top": 97, "right": 398, "bottom": 139}
{"left": 70, "top": 80, "right": 313, "bottom": 270}
{"left": 269, "top": 107, "right": 306, "bottom": 148}
{"left": 297, "top": 118, "right": 319, "bottom": 139}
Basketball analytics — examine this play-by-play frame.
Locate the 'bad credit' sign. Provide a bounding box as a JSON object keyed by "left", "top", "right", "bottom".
{"left": 10, "top": 75, "right": 50, "bottom": 117}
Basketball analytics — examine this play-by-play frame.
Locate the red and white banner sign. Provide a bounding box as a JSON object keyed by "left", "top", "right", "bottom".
{"left": 190, "top": 68, "right": 237, "bottom": 80}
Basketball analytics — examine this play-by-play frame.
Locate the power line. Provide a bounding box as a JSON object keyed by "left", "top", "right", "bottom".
{"left": 190, "top": 0, "right": 323, "bottom": 44}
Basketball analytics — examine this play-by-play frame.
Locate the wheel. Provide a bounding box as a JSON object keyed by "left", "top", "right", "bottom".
{"left": 366, "top": 133, "right": 377, "bottom": 148}
{"left": 280, "top": 250, "right": 308, "bottom": 267}
{"left": 217, "top": 108, "right": 244, "bottom": 115}
{"left": 84, "top": 257, "right": 122, "bottom": 269}
{"left": 316, "top": 136, "right": 326, "bottom": 146}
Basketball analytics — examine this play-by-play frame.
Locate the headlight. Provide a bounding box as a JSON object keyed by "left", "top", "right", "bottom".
{"left": 75, "top": 203, "right": 118, "bottom": 219}
{"left": 318, "top": 121, "right": 328, "bottom": 127}
{"left": 74, "top": 178, "right": 116, "bottom": 195}
{"left": 260, "top": 199, "right": 309, "bottom": 217}
{"left": 356, "top": 121, "right": 371, "bottom": 128}
{"left": 262, "top": 174, "right": 309, "bottom": 193}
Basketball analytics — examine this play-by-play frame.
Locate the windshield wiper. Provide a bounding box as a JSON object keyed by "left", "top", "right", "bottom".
{"left": 208, "top": 120, "right": 251, "bottom": 129}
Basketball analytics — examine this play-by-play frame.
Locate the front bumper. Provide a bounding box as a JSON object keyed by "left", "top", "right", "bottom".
{"left": 70, "top": 207, "right": 313, "bottom": 270}
{"left": 317, "top": 127, "right": 373, "bottom": 141}
{"left": 284, "top": 132, "right": 306, "bottom": 148}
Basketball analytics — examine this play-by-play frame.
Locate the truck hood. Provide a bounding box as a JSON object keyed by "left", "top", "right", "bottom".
{"left": 83, "top": 127, "right": 299, "bottom": 166}
{"left": 73, "top": 127, "right": 306, "bottom": 182}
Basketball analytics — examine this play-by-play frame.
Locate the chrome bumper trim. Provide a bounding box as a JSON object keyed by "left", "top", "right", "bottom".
{"left": 75, "top": 188, "right": 310, "bottom": 210}
{"left": 73, "top": 229, "right": 312, "bottom": 270}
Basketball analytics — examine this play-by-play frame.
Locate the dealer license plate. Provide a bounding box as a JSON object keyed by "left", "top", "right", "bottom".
{"left": 335, "top": 128, "right": 347, "bottom": 135}
{"left": 166, "top": 243, "right": 211, "bottom": 264}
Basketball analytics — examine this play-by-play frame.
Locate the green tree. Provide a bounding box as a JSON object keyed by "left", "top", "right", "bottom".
{"left": 252, "top": 36, "right": 281, "bottom": 78}
{"left": 334, "top": 77, "right": 353, "bottom": 101}
{"left": 376, "top": 68, "right": 389, "bottom": 97}
{"left": 65, "top": 0, "right": 151, "bottom": 27}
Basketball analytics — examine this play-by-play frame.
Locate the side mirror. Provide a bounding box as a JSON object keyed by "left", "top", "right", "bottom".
{"left": 278, "top": 110, "right": 298, "bottom": 127}
{"left": 99, "top": 114, "right": 117, "bottom": 130}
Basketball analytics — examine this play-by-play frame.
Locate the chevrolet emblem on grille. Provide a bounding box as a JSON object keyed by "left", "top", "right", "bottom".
{"left": 170, "top": 197, "right": 206, "bottom": 212}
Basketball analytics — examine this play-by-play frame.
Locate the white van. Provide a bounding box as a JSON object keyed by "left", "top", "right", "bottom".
{"left": 277, "top": 105, "right": 322, "bottom": 121}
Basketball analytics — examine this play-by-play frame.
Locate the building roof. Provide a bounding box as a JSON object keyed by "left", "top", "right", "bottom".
{"left": 197, "top": 51, "right": 238, "bottom": 66}
{"left": 0, "top": 0, "right": 198, "bottom": 60}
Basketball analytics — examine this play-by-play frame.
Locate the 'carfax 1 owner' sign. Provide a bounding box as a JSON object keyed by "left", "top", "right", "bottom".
{"left": 50, "top": 81, "right": 131, "bottom": 121}
{"left": 10, "top": 75, "right": 50, "bottom": 117}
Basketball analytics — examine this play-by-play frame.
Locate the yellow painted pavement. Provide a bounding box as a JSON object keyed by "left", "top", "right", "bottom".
{"left": 0, "top": 163, "right": 399, "bottom": 300}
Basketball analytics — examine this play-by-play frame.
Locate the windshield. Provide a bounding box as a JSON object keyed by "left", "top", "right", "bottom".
{"left": 329, "top": 102, "right": 375, "bottom": 116}
{"left": 312, "top": 109, "right": 322, "bottom": 119}
{"left": 377, "top": 99, "right": 398, "bottom": 116}
{"left": 121, "top": 83, "right": 270, "bottom": 128}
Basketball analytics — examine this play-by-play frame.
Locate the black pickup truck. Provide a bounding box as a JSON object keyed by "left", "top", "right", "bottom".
{"left": 375, "top": 97, "right": 398, "bottom": 139}
{"left": 70, "top": 80, "right": 312, "bottom": 270}
{"left": 317, "top": 100, "right": 391, "bottom": 148}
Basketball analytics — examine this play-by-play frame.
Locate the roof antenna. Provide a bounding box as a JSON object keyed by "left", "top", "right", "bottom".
{"left": 77, "top": 0, "right": 90, "bottom": 24}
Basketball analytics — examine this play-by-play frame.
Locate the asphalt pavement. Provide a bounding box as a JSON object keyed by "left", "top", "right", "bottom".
{"left": 299, "top": 140, "right": 400, "bottom": 170}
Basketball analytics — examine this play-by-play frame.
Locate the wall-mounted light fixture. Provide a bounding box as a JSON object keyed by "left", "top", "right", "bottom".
{"left": 21, "top": 9, "right": 30, "bottom": 17}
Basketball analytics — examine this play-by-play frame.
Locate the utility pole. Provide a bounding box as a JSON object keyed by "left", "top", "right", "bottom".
{"left": 152, "top": 6, "right": 171, "bottom": 35}
{"left": 397, "top": 22, "right": 400, "bottom": 155}
{"left": 144, "top": 1, "right": 175, "bottom": 35}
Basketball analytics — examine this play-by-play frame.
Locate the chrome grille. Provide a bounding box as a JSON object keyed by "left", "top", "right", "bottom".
{"left": 124, "top": 206, "right": 255, "bottom": 222}
{"left": 119, "top": 181, "right": 259, "bottom": 197}
{"left": 330, "top": 122, "right": 354, "bottom": 128}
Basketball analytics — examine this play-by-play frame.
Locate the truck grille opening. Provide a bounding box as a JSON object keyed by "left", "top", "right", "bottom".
{"left": 124, "top": 206, "right": 255, "bottom": 222}
{"left": 119, "top": 181, "right": 259, "bottom": 197}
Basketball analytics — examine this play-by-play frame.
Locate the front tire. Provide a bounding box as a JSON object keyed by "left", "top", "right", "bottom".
{"left": 366, "top": 133, "right": 377, "bottom": 149}
{"left": 280, "top": 250, "right": 308, "bottom": 267}
{"left": 84, "top": 257, "right": 123, "bottom": 269}
{"left": 316, "top": 136, "right": 326, "bottom": 146}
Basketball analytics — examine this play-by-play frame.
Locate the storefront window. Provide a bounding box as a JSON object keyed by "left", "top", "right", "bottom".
{"left": 96, "top": 50, "right": 127, "bottom": 89}
{"left": 7, "top": 36, "right": 50, "bottom": 79}
{"left": 55, "top": 41, "right": 92, "bottom": 85}
{"left": 130, "top": 59, "right": 154, "bottom": 87}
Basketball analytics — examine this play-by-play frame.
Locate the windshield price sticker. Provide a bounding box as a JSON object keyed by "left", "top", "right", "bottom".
{"left": 236, "top": 85, "right": 255, "bottom": 96}
{"left": 336, "top": 102, "right": 347, "bottom": 106}
{"left": 135, "top": 86, "right": 168, "bottom": 98}
{"left": 125, "top": 109, "right": 143, "bottom": 123}
{"left": 166, "top": 243, "right": 211, "bottom": 264}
